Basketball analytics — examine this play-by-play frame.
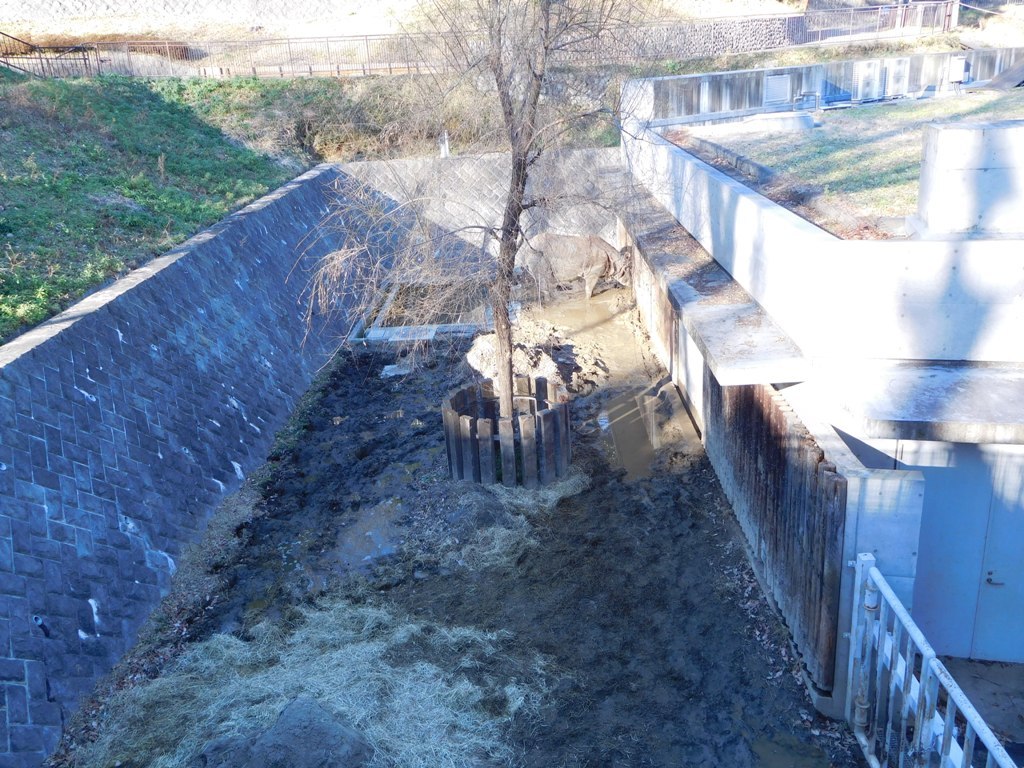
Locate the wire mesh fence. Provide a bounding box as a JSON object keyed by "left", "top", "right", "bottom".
{"left": 1, "top": 2, "right": 957, "bottom": 79}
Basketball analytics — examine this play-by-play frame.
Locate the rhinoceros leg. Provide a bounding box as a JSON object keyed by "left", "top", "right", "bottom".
{"left": 533, "top": 254, "right": 556, "bottom": 307}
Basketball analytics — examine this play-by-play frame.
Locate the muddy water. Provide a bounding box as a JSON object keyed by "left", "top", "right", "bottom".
{"left": 206, "top": 289, "right": 861, "bottom": 767}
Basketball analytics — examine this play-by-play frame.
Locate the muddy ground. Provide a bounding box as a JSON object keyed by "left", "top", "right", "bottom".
{"left": 51, "top": 289, "right": 863, "bottom": 767}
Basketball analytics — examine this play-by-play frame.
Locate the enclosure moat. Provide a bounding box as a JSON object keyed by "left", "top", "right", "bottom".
{"left": 51, "top": 290, "right": 863, "bottom": 767}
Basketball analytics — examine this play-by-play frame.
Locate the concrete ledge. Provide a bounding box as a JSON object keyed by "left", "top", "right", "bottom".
{"left": 623, "top": 127, "right": 1024, "bottom": 363}
{"left": 621, "top": 191, "right": 809, "bottom": 386}
{"left": 807, "top": 360, "right": 1024, "bottom": 444}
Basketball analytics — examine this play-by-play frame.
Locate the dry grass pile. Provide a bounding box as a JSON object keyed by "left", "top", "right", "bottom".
{"left": 434, "top": 466, "right": 590, "bottom": 573}
{"left": 76, "top": 599, "right": 546, "bottom": 767}
{"left": 489, "top": 465, "right": 591, "bottom": 515}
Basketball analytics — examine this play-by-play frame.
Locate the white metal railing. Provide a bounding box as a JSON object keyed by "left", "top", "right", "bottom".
{"left": 847, "top": 553, "right": 1018, "bottom": 768}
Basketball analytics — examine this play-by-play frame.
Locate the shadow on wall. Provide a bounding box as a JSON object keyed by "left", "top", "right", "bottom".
{"left": 0, "top": 160, "right": 364, "bottom": 762}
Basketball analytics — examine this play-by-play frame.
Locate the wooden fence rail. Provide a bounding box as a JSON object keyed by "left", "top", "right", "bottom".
{"left": 704, "top": 372, "right": 848, "bottom": 693}
{"left": 443, "top": 376, "right": 571, "bottom": 489}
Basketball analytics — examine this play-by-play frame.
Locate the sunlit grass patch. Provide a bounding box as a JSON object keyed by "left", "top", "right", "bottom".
{"left": 0, "top": 75, "right": 290, "bottom": 343}
{"left": 714, "top": 90, "right": 1024, "bottom": 218}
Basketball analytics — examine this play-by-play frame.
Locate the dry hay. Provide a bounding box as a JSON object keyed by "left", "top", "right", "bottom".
{"left": 488, "top": 465, "right": 591, "bottom": 515}
{"left": 76, "top": 599, "right": 546, "bottom": 768}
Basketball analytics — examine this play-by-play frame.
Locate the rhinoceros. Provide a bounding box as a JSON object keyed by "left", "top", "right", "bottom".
{"left": 519, "top": 232, "right": 631, "bottom": 301}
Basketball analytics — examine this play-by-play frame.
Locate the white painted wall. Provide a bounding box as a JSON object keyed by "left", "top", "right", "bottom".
{"left": 919, "top": 121, "right": 1024, "bottom": 236}
{"left": 839, "top": 437, "right": 1024, "bottom": 662}
{"left": 622, "top": 127, "right": 1024, "bottom": 363}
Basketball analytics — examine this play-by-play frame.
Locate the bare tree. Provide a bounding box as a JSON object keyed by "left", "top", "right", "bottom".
{"left": 424, "top": 0, "right": 644, "bottom": 418}
{"left": 307, "top": 0, "right": 651, "bottom": 419}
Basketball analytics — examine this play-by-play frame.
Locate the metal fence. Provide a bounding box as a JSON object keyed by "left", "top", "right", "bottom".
{"left": 848, "top": 553, "right": 1018, "bottom": 768}
{"left": 0, "top": 30, "right": 93, "bottom": 76}
{"left": 632, "top": 46, "right": 1024, "bottom": 127}
{"left": 1, "top": 2, "right": 956, "bottom": 79}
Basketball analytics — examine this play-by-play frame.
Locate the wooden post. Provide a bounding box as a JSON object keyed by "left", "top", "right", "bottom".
{"left": 460, "top": 415, "right": 479, "bottom": 482}
{"left": 498, "top": 418, "right": 517, "bottom": 487}
{"left": 519, "top": 413, "right": 538, "bottom": 490}
{"left": 478, "top": 419, "right": 496, "bottom": 484}
{"left": 561, "top": 397, "right": 572, "bottom": 468}
{"left": 538, "top": 409, "right": 558, "bottom": 486}
{"left": 535, "top": 376, "right": 549, "bottom": 407}
{"left": 442, "top": 407, "right": 461, "bottom": 479}
{"left": 555, "top": 403, "right": 570, "bottom": 478}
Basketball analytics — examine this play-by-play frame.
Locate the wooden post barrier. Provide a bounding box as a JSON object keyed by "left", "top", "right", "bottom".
{"left": 442, "top": 375, "right": 571, "bottom": 487}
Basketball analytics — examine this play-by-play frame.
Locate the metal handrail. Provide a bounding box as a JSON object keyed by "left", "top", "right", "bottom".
{"left": 2, "top": 1, "right": 953, "bottom": 79}
{"left": 0, "top": 30, "right": 94, "bottom": 77}
{"left": 848, "top": 553, "right": 1017, "bottom": 768}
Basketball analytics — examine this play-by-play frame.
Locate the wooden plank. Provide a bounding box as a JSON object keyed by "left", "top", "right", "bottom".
{"left": 519, "top": 413, "right": 538, "bottom": 490}
{"left": 481, "top": 378, "right": 495, "bottom": 401}
{"left": 562, "top": 400, "right": 572, "bottom": 467}
{"left": 816, "top": 467, "right": 847, "bottom": 692}
{"left": 460, "top": 415, "right": 480, "bottom": 482}
{"left": 555, "top": 403, "right": 570, "bottom": 478}
{"left": 482, "top": 386, "right": 498, "bottom": 422}
{"left": 538, "top": 409, "right": 557, "bottom": 486}
{"left": 534, "top": 376, "right": 549, "bottom": 408}
{"left": 498, "top": 417, "right": 517, "bottom": 488}
{"left": 442, "top": 406, "right": 461, "bottom": 479}
{"left": 478, "top": 418, "right": 496, "bottom": 485}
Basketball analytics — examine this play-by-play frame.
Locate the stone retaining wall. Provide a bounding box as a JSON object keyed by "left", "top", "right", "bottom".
{"left": 0, "top": 163, "right": 355, "bottom": 765}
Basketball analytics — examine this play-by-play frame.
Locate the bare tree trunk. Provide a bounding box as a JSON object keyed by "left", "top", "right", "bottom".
{"left": 493, "top": 150, "right": 529, "bottom": 419}
{"left": 492, "top": 268, "right": 515, "bottom": 419}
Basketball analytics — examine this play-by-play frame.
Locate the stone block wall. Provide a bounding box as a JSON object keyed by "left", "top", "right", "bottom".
{"left": 0, "top": 163, "right": 355, "bottom": 766}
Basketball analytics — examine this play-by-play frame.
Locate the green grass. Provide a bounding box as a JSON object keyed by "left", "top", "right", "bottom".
{"left": 0, "top": 30, "right": 998, "bottom": 343}
{"left": 713, "top": 89, "right": 1024, "bottom": 217}
{"left": 0, "top": 72, "right": 291, "bottom": 342}
{"left": 0, "top": 70, "right": 518, "bottom": 344}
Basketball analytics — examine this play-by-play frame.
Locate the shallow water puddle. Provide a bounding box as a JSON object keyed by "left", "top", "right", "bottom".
{"left": 599, "top": 389, "right": 657, "bottom": 480}
{"left": 540, "top": 289, "right": 647, "bottom": 381}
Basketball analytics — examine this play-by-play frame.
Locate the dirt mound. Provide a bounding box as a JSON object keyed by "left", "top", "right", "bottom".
{"left": 50, "top": 291, "right": 862, "bottom": 767}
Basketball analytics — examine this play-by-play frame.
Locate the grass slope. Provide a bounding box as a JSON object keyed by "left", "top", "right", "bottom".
{"left": 0, "top": 71, "right": 291, "bottom": 343}
{"left": 0, "top": 32, "right": 987, "bottom": 343}
{"left": 715, "top": 89, "right": 1024, "bottom": 217}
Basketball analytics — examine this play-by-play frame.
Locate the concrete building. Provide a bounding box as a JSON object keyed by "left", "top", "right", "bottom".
{"left": 618, "top": 54, "right": 1024, "bottom": 760}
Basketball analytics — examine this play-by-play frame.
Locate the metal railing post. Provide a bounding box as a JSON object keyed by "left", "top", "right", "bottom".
{"left": 845, "top": 555, "right": 1018, "bottom": 768}
{"left": 847, "top": 552, "right": 875, "bottom": 724}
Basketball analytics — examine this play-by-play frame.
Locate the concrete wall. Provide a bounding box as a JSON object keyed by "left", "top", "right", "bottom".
{"left": 619, "top": 150, "right": 926, "bottom": 716}
{"left": 0, "top": 164, "right": 356, "bottom": 766}
{"left": 919, "top": 120, "right": 1024, "bottom": 236}
{"left": 621, "top": 128, "right": 1024, "bottom": 363}
{"left": 839, "top": 435, "right": 1024, "bottom": 662}
{"left": 622, "top": 48, "right": 1024, "bottom": 128}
